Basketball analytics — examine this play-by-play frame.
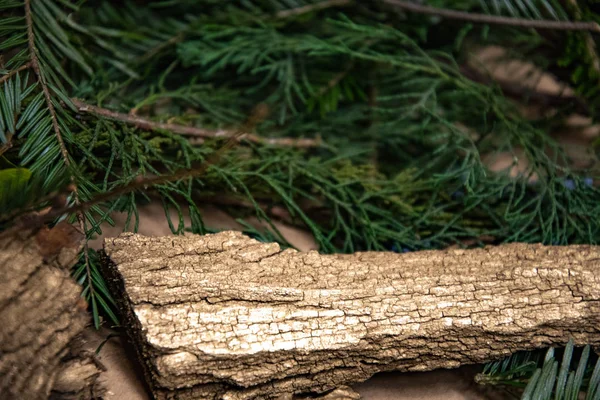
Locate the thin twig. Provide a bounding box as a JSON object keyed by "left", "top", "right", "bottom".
{"left": 315, "top": 61, "right": 355, "bottom": 98}
{"left": 383, "top": 0, "right": 600, "bottom": 32}
{"left": 24, "top": 0, "right": 94, "bottom": 306}
{"left": 137, "top": 32, "right": 185, "bottom": 63}
{"left": 70, "top": 98, "right": 322, "bottom": 148}
{"left": 276, "top": 0, "right": 352, "bottom": 18}
{"left": 0, "top": 62, "right": 32, "bottom": 84}
{"left": 0, "top": 133, "right": 12, "bottom": 157}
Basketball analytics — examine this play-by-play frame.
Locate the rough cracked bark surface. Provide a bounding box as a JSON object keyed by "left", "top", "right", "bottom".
{"left": 102, "top": 231, "right": 600, "bottom": 400}
{"left": 0, "top": 231, "right": 103, "bottom": 400}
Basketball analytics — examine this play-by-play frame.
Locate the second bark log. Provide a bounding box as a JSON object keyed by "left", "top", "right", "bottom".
{"left": 101, "top": 231, "right": 600, "bottom": 399}
{"left": 0, "top": 228, "right": 103, "bottom": 400}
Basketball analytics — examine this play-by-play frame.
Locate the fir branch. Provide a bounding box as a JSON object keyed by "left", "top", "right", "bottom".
{"left": 0, "top": 62, "right": 31, "bottom": 84}
{"left": 70, "top": 99, "right": 322, "bottom": 148}
{"left": 24, "top": 0, "right": 97, "bottom": 326}
{"left": 383, "top": 0, "right": 600, "bottom": 32}
{"left": 275, "top": 0, "right": 352, "bottom": 18}
{"left": 24, "top": 0, "right": 71, "bottom": 171}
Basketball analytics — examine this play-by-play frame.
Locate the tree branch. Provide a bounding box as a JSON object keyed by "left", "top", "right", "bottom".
{"left": 24, "top": 1, "right": 71, "bottom": 168}
{"left": 24, "top": 0, "right": 94, "bottom": 315}
{"left": 70, "top": 98, "right": 322, "bottom": 148}
{"left": 383, "top": 0, "right": 600, "bottom": 32}
{"left": 276, "top": 0, "right": 352, "bottom": 18}
{"left": 0, "top": 62, "right": 32, "bottom": 84}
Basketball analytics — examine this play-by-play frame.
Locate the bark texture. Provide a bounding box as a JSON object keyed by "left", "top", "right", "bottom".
{"left": 0, "top": 230, "right": 103, "bottom": 400}
{"left": 102, "top": 231, "right": 600, "bottom": 400}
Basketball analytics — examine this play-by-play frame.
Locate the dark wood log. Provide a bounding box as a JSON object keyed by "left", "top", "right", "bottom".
{"left": 101, "top": 231, "right": 600, "bottom": 400}
{"left": 0, "top": 227, "right": 104, "bottom": 400}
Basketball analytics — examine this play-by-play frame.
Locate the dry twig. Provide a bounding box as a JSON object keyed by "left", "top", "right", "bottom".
{"left": 70, "top": 98, "right": 322, "bottom": 148}
{"left": 276, "top": 0, "right": 352, "bottom": 18}
{"left": 0, "top": 62, "right": 32, "bottom": 84}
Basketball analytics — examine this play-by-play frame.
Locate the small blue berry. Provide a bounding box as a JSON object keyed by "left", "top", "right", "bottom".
{"left": 584, "top": 177, "right": 594, "bottom": 187}
{"left": 563, "top": 179, "right": 576, "bottom": 191}
{"left": 391, "top": 244, "right": 411, "bottom": 253}
{"left": 452, "top": 190, "right": 465, "bottom": 200}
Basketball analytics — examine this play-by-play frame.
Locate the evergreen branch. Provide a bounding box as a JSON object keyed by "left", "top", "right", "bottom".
{"left": 382, "top": 0, "right": 600, "bottom": 32}
{"left": 135, "top": 0, "right": 352, "bottom": 64}
{"left": 24, "top": 0, "right": 71, "bottom": 171}
{"left": 62, "top": 104, "right": 267, "bottom": 212}
{"left": 276, "top": 0, "right": 352, "bottom": 18}
{"left": 0, "top": 103, "right": 270, "bottom": 242}
{"left": 0, "top": 62, "right": 31, "bottom": 85}
{"left": 70, "top": 99, "right": 322, "bottom": 148}
{"left": 24, "top": 0, "right": 97, "bottom": 324}
{"left": 478, "top": 339, "right": 600, "bottom": 399}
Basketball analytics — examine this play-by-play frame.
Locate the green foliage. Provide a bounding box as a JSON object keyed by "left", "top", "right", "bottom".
{"left": 72, "top": 248, "right": 119, "bottom": 329}
{"left": 476, "top": 339, "right": 600, "bottom": 399}
{"left": 477, "top": 0, "right": 569, "bottom": 20}
{"left": 1, "top": 0, "right": 600, "bottom": 391}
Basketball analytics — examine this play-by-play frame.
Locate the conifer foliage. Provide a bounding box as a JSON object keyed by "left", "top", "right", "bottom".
{"left": 1, "top": 0, "right": 600, "bottom": 397}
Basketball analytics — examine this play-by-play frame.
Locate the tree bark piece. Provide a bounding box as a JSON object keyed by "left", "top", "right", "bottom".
{"left": 101, "top": 231, "right": 600, "bottom": 400}
{"left": 0, "top": 230, "right": 103, "bottom": 400}
{"left": 49, "top": 334, "right": 106, "bottom": 400}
